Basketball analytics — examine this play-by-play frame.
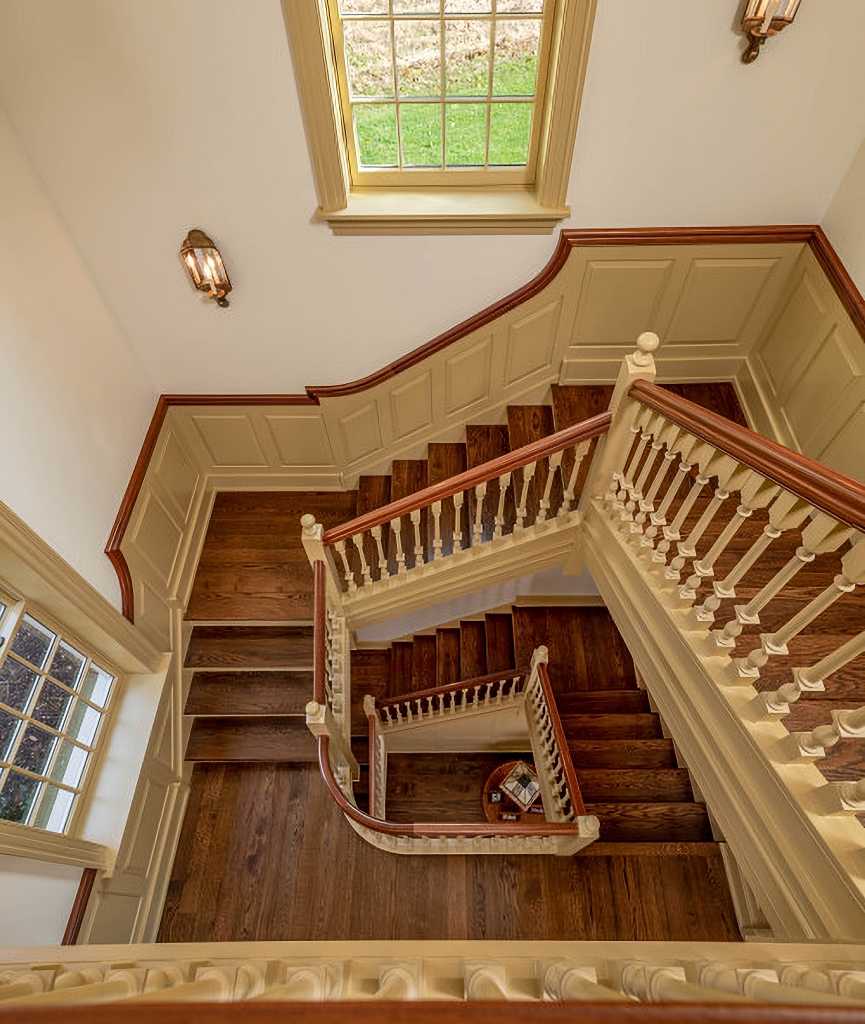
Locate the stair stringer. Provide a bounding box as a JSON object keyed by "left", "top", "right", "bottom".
{"left": 582, "top": 503, "right": 865, "bottom": 942}
{"left": 340, "top": 513, "right": 582, "bottom": 630}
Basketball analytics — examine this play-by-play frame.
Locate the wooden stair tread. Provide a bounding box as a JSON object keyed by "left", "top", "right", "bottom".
{"left": 576, "top": 768, "right": 694, "bottom": 803}
{"left": 184, "top": 671, "right": 312, "bottom": 716}
{"left": 356, "top": 476, "right": 392, "bottom": 516}
{"left": 465, "top": 424, "right": 510, "bottom": 468}
{"left": 576, "top": 841, "right": 722, "bottom": 857}
{"left": 569, "top": 738, "right": 678, "bottom": 769}
{"left": 427, "top": 443, "right": 468, "bottom": 483}
{"left": 184, "top": 625, "right": 314, "bottom": 669}
{"left": 586, "top": 801, "right": 713, "bottom": 843}
{"left": 390, "top": 642, "right": 414, "bottom": 697}
{"left": 390, "top": 459, "right": 429, "bottom": 500}
{"left": 459, "top": 620, "right": 487, "bottom": 679}
{"left": 506, "top": 405, "right": 556, "bottom": 449}
{"left": 185, "top": 717, "right": 317, "bottom": 762}
{"left": 411, "top": 635, "right": 437, "bottom": 691}
{"left": 551, "top": 384, "right": 614, "bottom": 431}
{"left": 561, "top": 712, "right": 663, "bottom": 739}
{"left": 555, "top": 690, "right": 650, "bottom": 713}
{"left": 436, "top": 628, "right": 461, "bottom": 686}
{"left": 485, "top": 613, "right": 516, "bottom": 672}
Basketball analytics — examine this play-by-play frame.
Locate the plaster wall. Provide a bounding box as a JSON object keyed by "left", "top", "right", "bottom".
{"left": 0, "top": 105, "right": 155, "bottom": 607}
{"left": 0, "top": 855, "right": 80, "bottom": 946}
{"left": 823, "top": 136, "right": 865, "bottom": 294}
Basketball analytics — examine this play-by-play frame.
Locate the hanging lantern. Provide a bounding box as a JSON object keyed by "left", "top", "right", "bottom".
{"left": 180, "top": 229, "right": 232, "bottom": 308}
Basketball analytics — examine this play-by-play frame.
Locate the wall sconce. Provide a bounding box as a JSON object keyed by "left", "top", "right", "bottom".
{"left": 180, "top": 229, "right": 232, "bottom": 307}
{"left": 741, "top": 0, "right": 802, "bottom": 63}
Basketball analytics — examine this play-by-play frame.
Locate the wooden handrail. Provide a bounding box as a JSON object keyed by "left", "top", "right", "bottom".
{"left": 61, "top": 867, "right": 97, "bottom": 945}
{"left": 538, "top": 663, "right": 586, "bottom": 817}
{"left": 313, "top": 560, "right": 327, "bottom": 704}
{"left": 629, "top": 380, "right": 865, "bottom": 532}
{"left": 376, "top": 666, "right": 530, "bottom": 710}
{"left": 319, "top": 737, "right": 580, "bottom": 837}
{"left": 323, "top": 412, "right": 612, "bottom": 545}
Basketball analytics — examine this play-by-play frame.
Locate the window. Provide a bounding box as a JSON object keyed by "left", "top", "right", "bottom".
{"left": 0, "top": 597, "right": 116, "bottom": 834}
{"left": 281, "top": 0, "right": 596, "bottom": 232}
{"left": 330, "top": 0, "right": 551, "bottom": 186}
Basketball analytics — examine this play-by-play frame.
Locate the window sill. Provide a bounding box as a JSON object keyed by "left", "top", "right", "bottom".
{"left": 319, "top": 189, "right": 570, "bottom": 236}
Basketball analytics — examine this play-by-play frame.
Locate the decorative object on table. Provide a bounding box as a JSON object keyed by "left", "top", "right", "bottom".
{"left": 482, "top": 760, "right": 546, "bottom": 823}
{"left": 500, "top": 760, "right": 541, "bottom": 811}
{"left": 740, "top": 0, "right": 802, "bottom": 64}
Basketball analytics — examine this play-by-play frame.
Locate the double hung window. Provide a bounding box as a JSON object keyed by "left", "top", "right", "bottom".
{"left": 0, "top": 593, "right": 116, "bottom": 834}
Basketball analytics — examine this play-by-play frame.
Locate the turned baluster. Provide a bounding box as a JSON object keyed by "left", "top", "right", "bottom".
{"left": 472, "top": 481, "right": 487, "bottom": 545}
{"left": 788, "top": 705, "right": 865, "bottom": 761}
{"left": 643, "top": 433, "right": 699, "bottom": 555}
{"left": 559, "top": 438, "right": 591, "bottom": 516}
{"left": 751, "top": 631, "right": 865, "bottom": 718}
{"left": 632, "top": 419, "right": 680, "bottom": 534}
{"left": 453, "top": 491, "right": 465, "bottom": 550}
{"left": 515, "top": 462, "right": 537, "bottom": 530}
{"left": 391, "top": 517, "right": 406, "bottom": 574}
{"left": 666, "top": 453, "right": 750, "bottom": 583}
{"left": 624, "top": 413, "right": 667, "bottom": 533}
{"left": 430, "top": 500, "right": 443, "bottom": 560}
{"left": 543, "top": 964, "right": 627, "bottom": 1001}
{"left": 734, "top": 537, "right": 863, "bottom": 679}
{"left": 696, "top": 491, "right": 811, "bottom": 624}
{"left": 371, "top": 524, "right": 388, "bottom": 581}
{"left": 351, "top": 533, "right": 372, "bottom": 587}
{"left": 409, "top": 509, "right": 424, "bottom": 568}
{"left": 333, "top": 540, "right": 356, "bottom": 593}
{"left": 682, "top": 473, "right": 780, "bottom": 606}
{"left": 607, "top": 422, "right": 645, "bottom": 520}
{"left": 493, "top": 472, "right": 512, "bottom": 538}
{"left": 712, "top": 512, "right": 850, "bottom": 652}
{"left": 537, "top": 451, "right": 563, "bottom": 524}
{"left": 652, "top": 440, "right": 716, "bottom": 567}
{"left": 817, "top": 778, "right": 865, "bottom": 814}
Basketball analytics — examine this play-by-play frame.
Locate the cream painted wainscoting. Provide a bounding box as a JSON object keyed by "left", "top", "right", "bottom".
{"left": 740, "top": 245, "right": 865, "bottom": 481}
{"left": 120, "top": 237, "right": 826, "bottom": 649}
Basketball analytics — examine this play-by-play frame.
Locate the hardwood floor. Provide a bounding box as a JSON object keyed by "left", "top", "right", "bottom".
{"left": 159, "top": 762, "right": 740, "bottom": 943}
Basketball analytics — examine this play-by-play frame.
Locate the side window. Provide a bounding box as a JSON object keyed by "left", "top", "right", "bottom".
{"left": 0, "top": 596, "right": 116, "bottom": 834}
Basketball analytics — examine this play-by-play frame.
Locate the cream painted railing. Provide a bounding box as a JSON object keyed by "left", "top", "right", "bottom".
{"left": 3, "top": 941, "right": 865, "bottom": 1008}
{"left": 578, "top": 342, "right": 865, "bottom": 939}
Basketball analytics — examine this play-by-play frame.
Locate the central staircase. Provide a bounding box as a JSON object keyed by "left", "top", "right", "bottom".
{"left": 351, "top": 605, "right": 715, "bottom": 851}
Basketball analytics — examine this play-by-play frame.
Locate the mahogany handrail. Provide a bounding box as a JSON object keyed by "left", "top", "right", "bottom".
{"left": 319, "top": 736, "right": 580, "bottom": 837}
{"left": 323, "top": 412, "right": 613, "bottom": 546}
{"left": 313, "top": 560, "right": 327, "bottom": 704}
{"left": 537, "top": 663, "right": 586, "bottom": 817}
{"left": 376, "top": 666, "right": 530, "bottom": 710}
{"left": 629, "top": 380, "right": 865, "bottom": 532}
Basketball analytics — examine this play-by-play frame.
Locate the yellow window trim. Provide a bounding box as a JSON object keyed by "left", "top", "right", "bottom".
{"left": 280, "top": 0, "right": 596, "bottom": 235}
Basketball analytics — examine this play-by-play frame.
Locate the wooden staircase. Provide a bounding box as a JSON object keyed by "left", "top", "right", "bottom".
{"left": 352, "top": 605, "right": 716, "bottom": 851}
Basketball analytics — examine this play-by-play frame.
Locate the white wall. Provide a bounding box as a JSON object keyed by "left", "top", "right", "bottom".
{"left": 0, "top": 855, "right": 81, "bottom": 946}
{"left": 0, "top": 105, "right": 156, "bottom": 607}
{"left": 823, "top": 137, "right": 865, "bottom": 294}
{"left": 0, "top": 1, "right": 862, "bottom": 395}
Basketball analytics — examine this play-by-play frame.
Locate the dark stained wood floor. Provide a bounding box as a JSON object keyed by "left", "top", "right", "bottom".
{"left": 159, "top": 762, "right": 740, "bottom": 943}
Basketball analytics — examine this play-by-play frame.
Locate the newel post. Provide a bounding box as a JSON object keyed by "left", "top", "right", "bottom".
{"left": 301, "top": 513, "right": 342, "bottom": 601}
{"left": 585, "top": 332, "right": 660, "bottom": 502}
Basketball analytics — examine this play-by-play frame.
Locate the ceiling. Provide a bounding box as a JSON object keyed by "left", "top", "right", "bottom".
{"left": 0, "top": 0, "right": 863, "bottom": 395}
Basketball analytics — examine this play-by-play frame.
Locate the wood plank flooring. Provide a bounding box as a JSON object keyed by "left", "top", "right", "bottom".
{"left": 159, "top": 762, "right": 740, "bottom": 943}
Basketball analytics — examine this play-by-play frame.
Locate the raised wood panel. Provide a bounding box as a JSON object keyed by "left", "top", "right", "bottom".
{"left": 572, "top": 260, "right": 673, "bottom": 346}
{"left": 503, "top": 298, "right": 561, "bottom": 386}
{"left": 444, "top": 334, "right": 493, "bottom": 414}
{"left": 758, "top": 268, "right": 828, "bottom": 398}
{"left": 136, "top": 579, "right": 171, "bottom": 649}
{"left": 819, "top": 401, "right": 865, "bottom": 482}
{"left": 265, "top": 413, "right": 334, "bottom": 466}
{"left": 129, "top": 492, "right": 182, "bottom": 582}
{"left": 785, "top": 327, "right": 861, "bottom": 450}
{"left": 666, "top": 258, "right": 778, "bottom": 344}
{"left": 192, "top": 414, "right": 268, "bottom": 467}
{"left": 338, "top": 399, "right": 383, "bottom": 463}
{"left": 120, "top": 773, "right": 170, "bottom": 877}
{"left": 153, "top": 430, "right": 198, "bottom": 522}
{"left": 391, "top": 371, "right": 433, "bottom": 440}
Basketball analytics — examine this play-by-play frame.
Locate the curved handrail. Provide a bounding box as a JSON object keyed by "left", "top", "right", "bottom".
{"left": 538, "top": 663, "right": 586, "bottom": 817}
{"left": 629, "top": 380, "right": 865, "bottom": 532}
{"left": 318, "top": 736, "right": 580, "bottom": 838}
{"left": 323, "top": 412, "right": 612, "bottom": 546}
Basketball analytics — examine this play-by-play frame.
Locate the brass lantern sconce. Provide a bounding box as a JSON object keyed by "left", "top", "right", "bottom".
{"left": 180, "top": 229, "right": 232, "bottom": 307}
{"left": 740, "top": 0, "right": 802, "bottom": 63}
